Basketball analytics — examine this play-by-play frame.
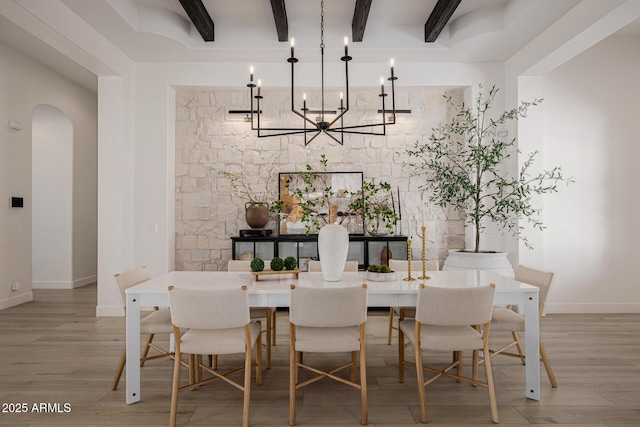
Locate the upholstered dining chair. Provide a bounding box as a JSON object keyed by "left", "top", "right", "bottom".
{"left": 306, "top": 259, "right": 359, "bottom": 272}
{"left": 289, "top": 284, "right": 369, "bottom": 426}
{"left": 399, "top": 283, "right": 498, "bottom": 424}
{"left": 228, "top": 260, "right": 276, "bottom": 368}
{"left": 168, "top": 285, "right": 262, "bottom": 427}
{"left": 111, "top": 266, "right": 174, "bottom": 390}
{"left": 386, "top": 259, "right": 439, "bottom": 345}
{"left": 480, "top": 264, "right": 558, "bottom": 387}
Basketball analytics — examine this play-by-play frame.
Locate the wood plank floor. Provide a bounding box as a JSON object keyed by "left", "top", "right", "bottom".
{"left": 0, "top": 284, "right": 639, "bottom": 426}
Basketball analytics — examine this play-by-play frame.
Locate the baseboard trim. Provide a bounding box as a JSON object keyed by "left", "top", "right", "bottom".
{"left": 96, "top": 305, "right": 124, "bottom": 317}
{"left": 32, "top": 275, "right": 96, "bottom": 290}
{"left": 0, "top": 292, "right": 33, "bottom": 310}
{"left": 546, "top": 303, "right": 640, "bottom": 314}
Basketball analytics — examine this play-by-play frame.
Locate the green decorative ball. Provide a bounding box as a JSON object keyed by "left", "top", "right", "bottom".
{"left": 250, "top": 258, "right": 265, "bottom": 272}
{"left": 270, "top": 257, "right": 284, "bottom": 271}
{"left": 284, "top": 256, "right": 297, "bottom": 270}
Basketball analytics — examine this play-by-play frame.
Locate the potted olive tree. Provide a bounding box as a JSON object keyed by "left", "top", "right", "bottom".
{"left": 405, "top": 85, "right": 571, "bottom": 273}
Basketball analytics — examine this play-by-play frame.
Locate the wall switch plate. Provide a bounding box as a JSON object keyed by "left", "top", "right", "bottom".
{"left": 11, "top": 281, "right": 19, "bottom": 291}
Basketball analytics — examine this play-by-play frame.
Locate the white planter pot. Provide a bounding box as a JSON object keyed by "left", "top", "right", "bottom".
{"left": 442, "top": 249, "right": 514, "bottom": 278}
{"left": 318, "top": 224, "right": 349, "bottom": 282}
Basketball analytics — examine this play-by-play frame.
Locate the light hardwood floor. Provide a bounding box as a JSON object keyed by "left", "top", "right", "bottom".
{"left": 0, "top": 284, "right": 639, "bottom": 426}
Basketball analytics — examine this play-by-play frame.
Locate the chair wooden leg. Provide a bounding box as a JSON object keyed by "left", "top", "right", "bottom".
{"left": 188, "top": 354, "right": 196, "bottom": 391}
{"left": 540, "top": 341, "right": 558, "bottom": 387}
{"left": 455, "top": 351, "right": 463, "bottom": 380}
{"left": 271, "top": 308, "right": 277, "bottom": 346}
{"left": 111, "top": 349, "right": 126, "bottom": 390}
{"left": 414, "top": 338, "right": 427, "bottom": 423}
{"left": 289, "top": 323, "right": 297, "bottom": 426}
{"left": 351, "top": 351, "right": 357, "bottom": 382}
{"left": 169, "top": 349, "right": 181, "bottom": 427}
{"left": 140, "top": 334, "right": 154, "bottom": 366}
{"left": 512, "top": 331, "right": 526, "bottom": 364}
{"left": 472, "top": 350, "right": 479, "bottom": 383}
{"left": 243, "top": 337, "right": 252, "bottom": 427}
{"left": 483, "top": 345, "right": 499, "bottom": 423}
{"left": 196, "top": 355, "right": 203, "bottom": 383}
{"left": 359, "top": 324, "right": 368, "bottom": 425}
{"left": 387, "top": 307, "right": 394, "bottom": 345}
{"left": 256, "top": 333, "right": 263, "bottom": 386}
{"left": 265, "top": 312, "right": 272, "bottom": 369}
{"left": 398, "top": 325, "right": 405, "bottom": 383}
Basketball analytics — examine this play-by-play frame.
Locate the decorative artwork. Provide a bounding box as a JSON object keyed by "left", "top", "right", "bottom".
{"left": 278, "top": 171, "right": 364, "bottom": 235}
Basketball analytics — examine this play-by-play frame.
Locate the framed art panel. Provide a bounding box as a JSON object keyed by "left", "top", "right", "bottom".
{"left": 278, "top": 171, "right": 364, "bottom": 235}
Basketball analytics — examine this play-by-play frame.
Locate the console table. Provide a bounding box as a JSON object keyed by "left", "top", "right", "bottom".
{"left": 231, "top": 234, "right": 408, "bottom": 270}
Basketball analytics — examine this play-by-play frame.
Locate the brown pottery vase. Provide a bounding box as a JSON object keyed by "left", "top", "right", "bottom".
{"left": 245, "top": 202, "right": 269, "bottom": 229}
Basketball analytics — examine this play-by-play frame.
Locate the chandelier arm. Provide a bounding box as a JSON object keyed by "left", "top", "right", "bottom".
{"left": 329, "top": 128, "right": 388, "bottom": 136}
{"left": 291, "top": 109, "right": 319, "bottom": 128}
{"left": 256, "top": 129, "right": 319, "bottom": 138}
{"left": 322, "top": 130, "right": 344, "bottom": 145}
{"left": 305, "top": 130, "right": 323, "bottom": 146}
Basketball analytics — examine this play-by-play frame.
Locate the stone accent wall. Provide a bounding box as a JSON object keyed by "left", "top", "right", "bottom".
{"left": 175, "top": 87, "right": 465, "bottom": 271}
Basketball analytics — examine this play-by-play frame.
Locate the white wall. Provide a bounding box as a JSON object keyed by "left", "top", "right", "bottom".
{"left": 0, "top": 40, "right": 97, "bottom": 309}
{"left": 32, "top": 105, "right": 73, "bottom": 288}
{"left": 531, "top": 35, "right": 640, "bottom": 313}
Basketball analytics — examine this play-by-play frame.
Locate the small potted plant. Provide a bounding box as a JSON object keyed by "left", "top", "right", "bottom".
{"left": 365, "top": 264, "right": 396, "bottom": 282}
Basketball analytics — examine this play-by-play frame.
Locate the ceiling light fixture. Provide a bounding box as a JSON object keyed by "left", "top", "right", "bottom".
{"left": 247, "top": 0, "right": 397, "bottom": 146}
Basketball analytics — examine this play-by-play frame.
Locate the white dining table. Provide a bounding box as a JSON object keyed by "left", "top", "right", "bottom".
{"left": 125, "top": 269, "right": 540, "bottom": 404}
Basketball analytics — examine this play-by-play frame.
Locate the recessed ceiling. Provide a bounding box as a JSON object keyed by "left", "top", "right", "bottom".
{"left": 1, "top": 0, "right": 639, "bottom": 95}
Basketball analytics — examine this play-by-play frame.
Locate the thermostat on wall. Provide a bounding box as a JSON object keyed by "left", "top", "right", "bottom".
{"left": 10, "top": 197, "right": 24, "bottom": 208}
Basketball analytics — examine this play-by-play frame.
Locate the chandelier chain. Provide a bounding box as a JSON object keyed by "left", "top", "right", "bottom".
{"left": 320, "top": 0, "right": 325, "bottom": 49}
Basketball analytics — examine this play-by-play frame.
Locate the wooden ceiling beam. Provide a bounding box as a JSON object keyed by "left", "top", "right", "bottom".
{"left": 270, "top": 0, "right": 289, "bottom": 42}
{"left": 424, "top": 0, "right": 461, "bottom": 42}
{"left": 352, "top": 0, "right": 373, "bottom": 42}
{"left": 179, "top": 0, "right": 214, "bottom": 42}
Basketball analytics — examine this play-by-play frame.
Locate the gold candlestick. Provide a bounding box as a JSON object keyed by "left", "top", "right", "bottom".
{"left": 418, "top": 226, "right": 430, "bottom": 280}
{"left": 403, "top": 239, "right": 416, "bottom": 281}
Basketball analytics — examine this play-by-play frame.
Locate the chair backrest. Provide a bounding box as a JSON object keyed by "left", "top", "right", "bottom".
{"left": 228, "top": 260, "right": 251, "bottom": 272}
{"left": 307, "top": 260, "right": 359, "bottom": 272}
{"left": 515, "top": 265, "right": 554, "bottom": 304}
{"left": 168, "top": 286, "right": 250, "bottom": 330}
{"left": 389, "top": 259, "right": 439, "bottom": 272}
{"left": 415, "top": 284, "right": 496, "bottom": 326}
{"left": 115, "top": 266, "right": 150, "bottom": 307}
{"left": 290, "top": 285, "right": 368, "bottom": 327}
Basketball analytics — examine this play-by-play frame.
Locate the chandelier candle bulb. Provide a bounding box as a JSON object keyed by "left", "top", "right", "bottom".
{"left": 290, "top": 37, "right": 295, "bottom": 58}
{"left": 249, "top": 66, "right": 254, "bottom": 82}
{"left": 390, "top": 58, "right": 395, "bottom": 78}
{"left": 344, "top": 36, "right": 348, "bottom": 56}
{"left": 257, "top": 79, "right": 261, "bottom": 96}
{"left": 380, "top": 78, "right": 385, "bottom": 95}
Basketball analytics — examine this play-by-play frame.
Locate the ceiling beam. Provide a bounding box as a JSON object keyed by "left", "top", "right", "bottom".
{"left": 270, "top": 0, "right": 289, "bottom": 42}
{"left": 424, "top": 0, "right": 461, "bottom": 42}
{"left": 352, "top": 0, "right": 372, "bottom": 42}
{"left": 179, "top": 0, "right": 214, "bottom": 42}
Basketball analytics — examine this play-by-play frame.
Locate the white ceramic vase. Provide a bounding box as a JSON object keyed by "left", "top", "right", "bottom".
{"left": 442, "top": 249, "right": 515, "bottom": 278}
{"left": 318, "top": 224, "right": 349, "bottom": 282}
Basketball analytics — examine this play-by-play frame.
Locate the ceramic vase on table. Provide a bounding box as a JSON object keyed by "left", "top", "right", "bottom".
{"left": 318, "top": 224, "right": 349, "bottom": 282}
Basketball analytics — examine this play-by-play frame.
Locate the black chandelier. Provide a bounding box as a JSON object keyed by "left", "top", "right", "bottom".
{"left": 247, "top": 0, "right": 398, "bottom": 146}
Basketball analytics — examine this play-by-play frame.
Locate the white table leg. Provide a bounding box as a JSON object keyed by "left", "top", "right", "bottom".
{"left": 524, "top": 289, "right": 540, "bottom": 400}
{"left": 126, "top": 291, "right": 141, "bottom": 404}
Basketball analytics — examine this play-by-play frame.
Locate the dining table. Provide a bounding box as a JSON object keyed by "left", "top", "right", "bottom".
{"left": 124, "top": 269, "right": 540, "bottom": 404}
